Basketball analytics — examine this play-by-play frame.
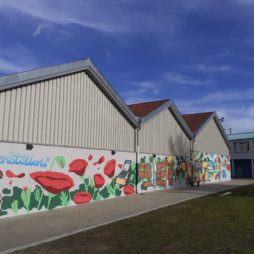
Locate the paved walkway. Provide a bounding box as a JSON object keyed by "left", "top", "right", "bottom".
{"left": 1, "top": 179, "right": 254, "bottom": 254}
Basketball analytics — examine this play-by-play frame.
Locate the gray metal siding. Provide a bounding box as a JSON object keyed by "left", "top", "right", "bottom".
{"left": 194, "top": 118, "right": 229, "bottom": 155}
{"left": 0, "top": 72, "right": 135, "bottom": 152}
{"left": 139, "top": 109, "right": 190, "bottom": 156}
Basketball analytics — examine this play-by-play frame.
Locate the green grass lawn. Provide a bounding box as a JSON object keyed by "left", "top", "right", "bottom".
{"left": 15, "top": 184, "right": 254, "bottom": 254}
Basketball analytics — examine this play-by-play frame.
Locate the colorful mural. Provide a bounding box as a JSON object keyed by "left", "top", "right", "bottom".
{"left": 193, "top": 151, "right": 231, "bottom": 183}
{"left": 0, "top": 143, "right": 136, "bottom": 218}
{"left": 137, "top": 154, "right": 192, "bottom": 193}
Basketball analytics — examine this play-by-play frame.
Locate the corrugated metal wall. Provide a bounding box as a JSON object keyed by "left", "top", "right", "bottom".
{"left": 194, "top": 118, "right": 229, "bottom": 155}
{"left": 0, "top": 72, "right": 135, "bottom": 152}
{"left": 139, "top": 109, "right": 190, "bottom": 156}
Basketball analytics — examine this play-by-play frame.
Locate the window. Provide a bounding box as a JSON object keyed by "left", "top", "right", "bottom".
{"left": 239, "top": 142, "right": 245, "bottom": 152}
{"left": 237, "top": 141, "right": 250, "bottom": 152}
{"left": 246, "top": 142, "right": 250, "bottom": 151}
{"left": 233, "top": 142, "right": 237, "bottom": 152}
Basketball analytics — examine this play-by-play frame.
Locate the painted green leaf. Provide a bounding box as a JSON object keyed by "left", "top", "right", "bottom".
{"left": 2, "top": 188, "right": 11, "bottom": 195}
{"left": 21, "top": 187, "right": 31, "bottom": 211}
{"left": 54, "top": 156, "right": 66, "bottom": 169}
{"left": 59, "top": 191, "right": 69, "bottom": 207}
{"left": 47, "top": 192, "right": 56, "bottom": 210}
{"left": 99, "top": 186, "right": 110, "bottom": 199}
{"left": 11, "top": 200, "right": 19, "bottom": 215}
{"left": 107, "top": 185, "right": 115, "bottom": 196}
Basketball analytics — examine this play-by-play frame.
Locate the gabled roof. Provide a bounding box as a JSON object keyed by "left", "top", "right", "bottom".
{"left": 182, "top": 111, "right": 230, "bottom": 148}
{"left": 228, "top": 132, "right": 254, "bottom": 141}
{"left": 128, "top": 99, "right": 169, "bottom": 118}
{"left": 128, "top": 99, "right": 193, "bottom": 139}
{"left": 0, "top": 58, "right": 139, "bottom": 128}
{"left": 182, "top": 112, "right": 214, "bottom": 133}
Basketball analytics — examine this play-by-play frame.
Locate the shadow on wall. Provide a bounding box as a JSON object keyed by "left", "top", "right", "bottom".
{"left": 168, "top": 134, "right": 189, "bottom": 157}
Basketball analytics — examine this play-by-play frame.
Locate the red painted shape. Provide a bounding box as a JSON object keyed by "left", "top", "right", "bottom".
{"left": 94, "top": 174, "right": 105, "bottom": 188}
{"left": 104, "top": 159, "right": 116, "bottom": 178}
{"left": 123, "top": 185, "right": 134, "bottom": 195}
{"left": 69, "top": 159, "right": 88, "bottom": 176}
{"left": 73, "top": 192, "right": 92, "bottom": 204}
{"left": 6, "top": 170, "right": 25, "bottom": 178}
{"left": 93, "top": 156, "right": 105, "bottom": 166}
{"left": 9, "top": 180, "right": 12, "bottom": 185}
{"left": 118, "top": 164, "right": 123, "bottom": 169}
{"left": 88, "top": 154, "right": 93, "bottom": 161}
{"left": 23, "top": 186, "right": 28, "bottom": 192}
{"left": 30, "top": 171, "right": 74, "bottom": 194}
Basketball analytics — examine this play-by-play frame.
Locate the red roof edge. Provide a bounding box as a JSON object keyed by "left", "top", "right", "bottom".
{"left": 128, "top": 99, "right": 169, "bottom": 118}
{"left": 182, "top": 111, "right": 214, "bottom": 133}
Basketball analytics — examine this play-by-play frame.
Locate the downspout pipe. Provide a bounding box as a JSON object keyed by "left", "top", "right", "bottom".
{"left": 135, "top": 118, "right": 142, "bottom": 194}
{"left": 190, "top": 136, "right": 195, "bottom": 178}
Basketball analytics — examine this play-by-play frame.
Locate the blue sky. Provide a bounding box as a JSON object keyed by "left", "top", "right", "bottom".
{"left": 0, "top": 0, "right": 254, "bottom": 134}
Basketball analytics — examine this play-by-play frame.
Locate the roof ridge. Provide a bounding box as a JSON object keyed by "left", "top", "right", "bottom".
{"left": 0, "top": 58, "right": 89, "bottom": 79}
{"left": 128, "top": 99, "right": 169, "bottom": 106}
{"left": 182, "top": 111, "right": 214, "bottom": 116}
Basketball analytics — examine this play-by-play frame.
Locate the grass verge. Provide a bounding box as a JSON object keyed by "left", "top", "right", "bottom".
{"left": 14, "top": 184, "right": 254, "bottom": 254}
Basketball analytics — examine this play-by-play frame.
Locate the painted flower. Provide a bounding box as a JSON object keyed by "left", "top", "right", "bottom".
{"left": 123, "top": 185, "right": 135, "bottom": 195}
{"left": 73, "top": 192, "right": 92, "bottom": 204}
{"left": 6, "top": 170, "right": 25, "bottom": 178}
{"left": 93, "top": 156, "right": 105, "bottom": 166}
{"left": 69, "top": 159, "right": 88, "bottom": 176}
{"left": 93, "top": 174, "right": 105, "bottom": 188}
{"left": 30, "top": 171, "right": 74, "bottom": 195}
{"left": 104, "top": 159, "right": 116, "bottom": 178}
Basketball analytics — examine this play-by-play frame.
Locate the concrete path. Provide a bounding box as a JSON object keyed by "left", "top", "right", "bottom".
{"left": 1, "top": 179, "right": 254, "bottom": 254}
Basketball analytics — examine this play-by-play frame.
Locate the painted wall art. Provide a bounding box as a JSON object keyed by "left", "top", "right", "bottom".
{"left": 0, "top": 142, "right": 136, "bottom": 218}
{"left": 137, "top": 154, "right": 192, "bottom": 193}
{"left": 193, "top": 151, "right": 231, "bottom": 183}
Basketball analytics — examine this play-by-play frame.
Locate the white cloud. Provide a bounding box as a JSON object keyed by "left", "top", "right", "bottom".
{"left": 177, "top": 87, "right": 254, "bottom": 133}
{"left": 123, "top": 81, "right": 161, "bottom": 104}
{"left": 33, "top": 24, "right": 49, "bottom": 37}
{"left": 0, "top": 0, "right": 178, "bottom": 34}
{"left": 0, "top": 45, "right": 38, "bottom": 74}
{"left": 165, "top": 72, "right": 214, "bottom": 86}
{"left": 197, "top": 63, "right": 232, "bottom": 72}
{"left": 0, "top": 59, "right": 24, "bottom": 73}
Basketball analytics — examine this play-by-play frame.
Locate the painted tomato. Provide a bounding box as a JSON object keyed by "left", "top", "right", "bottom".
{"left": 144, "top": 164, "right": 151, "bottom": 179}
{"left": 73, "top": 192, "right": 92, "bottom": 204}
{"left": 69, "top": 159, "right": 88, "bottom": 176}
{"left": 6, "top": 170, "right": 25, "bottom": 178}
{"left": 94, "top": 174, "right": 105, "bottom": 188}
{"left": 138, "top": 163, "right": 146, "bottom": 179}
{"left": 123, "top": 185, "right": 135, "bottom": 195}
{"left": 30, "top": 171, "right": 74, "bottom": 195}
{"left": 104, "top": 159, "right": 116, "bottom": 178}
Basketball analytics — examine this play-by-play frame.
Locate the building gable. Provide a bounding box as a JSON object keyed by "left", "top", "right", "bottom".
{"left": 0, "top": 69, "right": 136, "bottom": 152}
